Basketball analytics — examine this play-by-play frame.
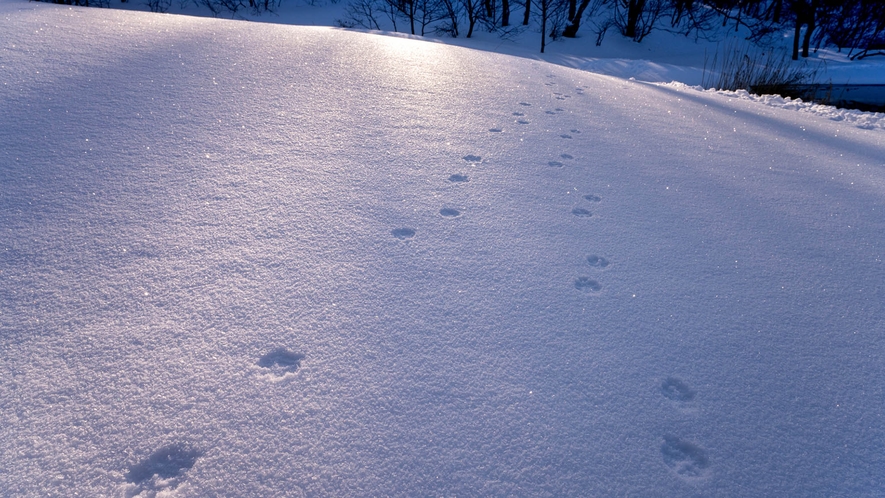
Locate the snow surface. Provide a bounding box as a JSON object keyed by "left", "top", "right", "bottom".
{"left": 57, "top": 0, "right": 885, "bottom": 89}
{"left": 1, "top": 1, "right": 885, "bottom": 496}
{"left": 78, "top": 0, "right": 885, "bottom": 125}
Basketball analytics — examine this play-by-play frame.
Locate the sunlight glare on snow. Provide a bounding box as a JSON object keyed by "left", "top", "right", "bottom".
{"left": 372, "top": 34, "right": 459, "bottom": 88}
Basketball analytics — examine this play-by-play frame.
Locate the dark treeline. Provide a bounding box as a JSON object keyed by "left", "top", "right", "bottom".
{"left": 44, "top": 0, "right": 885, "bottom": 58}
{"left": 339, "top": 0, "right": 885, "bottom": 57}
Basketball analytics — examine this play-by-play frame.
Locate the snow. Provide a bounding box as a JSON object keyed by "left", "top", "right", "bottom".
{"left": 662, "top": 83, "right": 885, "bottom": 131}
{"left": 93, "top": 0, "right": 885, "bottom": 123}
{"left": 1, "top": 1, "right": 884, "bottom": 496}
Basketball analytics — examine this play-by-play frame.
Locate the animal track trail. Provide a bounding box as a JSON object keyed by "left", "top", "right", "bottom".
{"left": 547, "top": 154, "right": 574, "bottom": 167}
{"left": 661, "top": 377, "right": 695, "bottom": 402}
{"left": 574, "top": 277, "right": 602, "bottom": 292}
{"left": 587, "top": 255, "right": 610, "bottom": 268}
{"left": 392, "top": 228, "right": 416, "bottom": 240}
{"left": 661, "top": 436, "right": 710, "bottom": 478}
{"left": 125, "top": 445, "right": 202, "bottom": 494}
{"left": 572, "top": 208, "right": 592, "bottom": 217}
{"left": 258, "top": 348, "right": 305, "bottom": 377}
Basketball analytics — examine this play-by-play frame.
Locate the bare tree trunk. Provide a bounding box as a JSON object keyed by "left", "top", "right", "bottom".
{"left": 563, "top": 0, "right": 592, "bottom": 37}
{"left": 523, "top": 0, "right": 531, "bottom": 25}
{"left": 442, "top": 0, "right": 460, "bottom": 35}
{"left": 466, "top": 0, "right": 478, "bottom": 37}
{"left": 410, "top": 0, "right": 416, "bottom": 34}
{"left": 625, "top": 0, "right": 646, "bottom": 39}
{"left": 502, "top": 0, "right": 510, "bottom": 26}
{"left": 801, "top": 0, "right": 816, "bottom": 57}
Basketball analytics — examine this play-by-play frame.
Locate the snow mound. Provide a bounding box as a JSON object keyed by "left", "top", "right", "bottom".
{"left": 662, "top": 81, "right": 885, "bottom": 130}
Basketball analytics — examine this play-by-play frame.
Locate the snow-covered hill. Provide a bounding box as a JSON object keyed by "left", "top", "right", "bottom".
{"left": 1, "top": 2, "right": 883, "bottom": 496}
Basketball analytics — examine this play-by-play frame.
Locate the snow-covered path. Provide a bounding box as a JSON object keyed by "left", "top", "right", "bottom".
{"left": 1, "top": 3, "right": 884, "bottom": 496}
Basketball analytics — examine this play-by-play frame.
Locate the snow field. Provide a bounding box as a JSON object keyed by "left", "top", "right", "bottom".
{"left": 1, "top": 2, "right": 884, "bottom": 496}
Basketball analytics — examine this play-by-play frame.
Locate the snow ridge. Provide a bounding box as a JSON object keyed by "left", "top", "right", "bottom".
{"left": 662, "top": 81, "right": 885, "bottom": 130}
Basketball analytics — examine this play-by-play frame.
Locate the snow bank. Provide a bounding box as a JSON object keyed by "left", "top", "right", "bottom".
{"left": 662, "top": 81, "right": 885, "bottom": 131}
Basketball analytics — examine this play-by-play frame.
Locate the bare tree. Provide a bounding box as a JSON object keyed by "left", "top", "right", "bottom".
{"left": 341, "top": 0, "right": 384, "bottom": 29}
{"left": 562, "top": 0, "right": 605, "bottom": 37}
{"left": 460, "top": 0, "right": 484, "bottom": 36}
{"left": 613, "top": 0, "right": 664, "bottom": 41}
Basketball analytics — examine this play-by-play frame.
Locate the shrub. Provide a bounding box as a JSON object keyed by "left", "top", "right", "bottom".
{"left": 701, "top": 41, "right": 818, "bottom": 93}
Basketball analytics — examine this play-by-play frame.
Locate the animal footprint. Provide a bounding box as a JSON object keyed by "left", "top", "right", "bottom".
{"left": 586, "top": 255, "right": 610, "bottom": 268}
{"left": 517, "top": 119, "right": 530, "bottom": 125}
{"left": 126, "top": 445, "right": 201, "bottom": 494}
{"left": 661, "top": 377, "right": 695, "bottom": 402}
{"left": 258, "top": 348, "right": 305, "bottom": 376}
{"left": 574, "top": 277, "right": 602, "bottom": 292}
{"left": 661, "top": 436, "right": 710, "bottom": 478}
{"left": 512, "top": 112, "right": 525, "bottom": 116}
{"left": 555, "top": 108, "right": 565, "bottom": 112}
{"left": 489, "top": 128, "right": 502, "bottom": 132}
{"left": 519, "top": 102, "right": 532, "bottom": 106}
{"left": 545, "top": 110, "right": 556, "bottom": 115}
{"left": 572, "top": 208, "right": 592, "bottom": 217}
{"left": 448, "top": 174, "right": 469, "bottom": 183}
{"left": 392, "top": 228, "right": 416, "bottom": 239}
{"left": 463, "top": 154, "right": 481, "bottom": 162}
{"left": 584, "top": 194, "right": 602, "bottom": 202}
{"left": 548, "top": 161, "right": 564, "bottom": 167}
{"left": 439, "top": 208, "right": 461, "bottom": 217}
{"left": 560, "top": 134, "right": 572, "bottom": 139}
{"left": 570, "top": 129, "right": 581, "bottom": 133}
{"left": 560, "top": 154, "right": 573, "bottom": 159}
